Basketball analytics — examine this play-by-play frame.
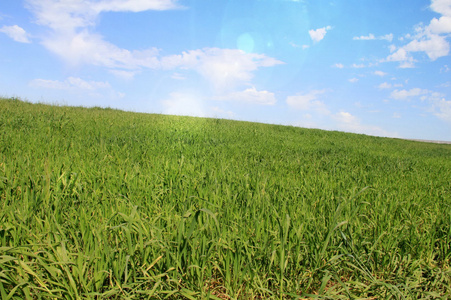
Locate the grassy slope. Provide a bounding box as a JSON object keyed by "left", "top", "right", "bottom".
{"left": 1, "top": 97, "right": 450, "bottom": 299}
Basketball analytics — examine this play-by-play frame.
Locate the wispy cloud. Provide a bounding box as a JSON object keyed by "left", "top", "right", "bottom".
{"left": 388, "top": 86, "right": 450, "bottom": 122}
{"left": 381, "top": 34, "right": 394, "bottom": 42}
{"left": 333, "top": 111, "right": 397, "bottom": 137}
{"left": 351, "top": 63, "right": 366, "bottom": 68}
{"left": 26, "top": 0, "right": 182, "bottom": 31}
{"left": 215, "top": 87, "right": 277, "bottom": 105}
{"left": 0, "top": 25, "right": 31, "bottom": 43}
{"left": 30, "top": 77, "right": 111, "bottom": 90}
{"left": 109, "top": 69, "right": 137, "bottom": 80}
{"left": 40, "top": 30, "right": 161, "bottom": 69}
{"left": 286, "top": 90, "right": 329, "bottom": 114}
{"left": 353, "top": 33, "right": 393, "bottom": 42}
{"left": 433, "top": 97, "right": 451, "bottom": 122}
{"left": 378, "top": 82, "right": 392, "bottom": 89}
{"left": 354, "top": 33, "right": 376, "bottom": 41}
{"left": 378, "top": 82, "right": 404, "bottom": 89}
{"left": 390, "top": 88, "right": 429, "bottom": 100}
{"left": 374, "top": 70, "right": 387, "bottom": 76}
{"left": 29, "top": 76, "right": 125, "bottom": 99}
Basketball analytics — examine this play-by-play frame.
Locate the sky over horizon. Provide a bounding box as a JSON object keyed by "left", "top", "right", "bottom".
{"left": 1, "top": 0, "right": 451, "bottom": 141}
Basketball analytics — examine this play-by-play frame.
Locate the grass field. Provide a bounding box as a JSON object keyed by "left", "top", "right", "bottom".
{"left": 1, "top": 97, "right": 450, "bottom": 299}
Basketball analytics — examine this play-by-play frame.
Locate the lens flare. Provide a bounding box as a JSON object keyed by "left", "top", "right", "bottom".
{"left": 237, "top": 33, "right": 255, "bottom": 53}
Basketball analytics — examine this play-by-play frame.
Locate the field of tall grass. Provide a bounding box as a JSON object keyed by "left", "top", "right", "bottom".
{"left": 1, "top": 97, "right": 450, "bottom": 299}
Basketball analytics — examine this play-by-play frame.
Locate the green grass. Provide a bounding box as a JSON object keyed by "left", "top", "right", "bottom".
{"left": 1, "top": 97, "right": 450, "bottom": 299}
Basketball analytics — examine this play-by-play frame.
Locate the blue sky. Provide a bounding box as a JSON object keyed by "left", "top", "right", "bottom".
{"left": 1, "top": 0, "right": 451, "bottom": 141}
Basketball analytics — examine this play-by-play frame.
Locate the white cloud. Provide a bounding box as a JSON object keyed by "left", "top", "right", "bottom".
{"left": 403, "top": 33, "right": 449, "bottom": 60}
{"left": 27, "top": 0, "right": 97, "bottom": 31}
{"left": 161, "top": 48, "right": 283, "bottom": 91}
{"left": 430, "top": 0, "right": 451, "bottom": 18}
{"left": 53, "top": 34, "right": 281, "bottom": 87}
{"left": 215, "top": 87, "right": 276, "bottom": 105}
{"left": 211, "top": 107, "right": 236, "bottom": 119}
{"left": 428, "top": 16, "right": 451, "bottom": 34}
{"left": 26, "top": 0, "right": 282, "bottom": 91}
{"left": 41, "top": 32, "right": 282, "bottom": 89}
{"left": 109, "top": 69, "right": 137, "bottom": 80}
{"left": 192, "top": 49, "right": 279, "bottom": 85}
{"left": 398, "top": 61, "right": 416, "bottom": 69}
{"left": 353, "top": 33, "right": 393, "bottom": 42}
{"left": 381, "top": 34, "right": 394, "bottom": 42}
{"left": 30, "top": 77, "right": 111, "bottom": 90}
{"left": 349, "top": 78, "right": 359, "bottom": 83}
{"left": 383, "top": 1, "right": 451, "bottom": 67}
{"left": 433, "top": 97, "right": 451, "bottom": 122}
{"left": 171, "top": 72, "right": 186, "bottom": 80}
{"left": 286, "top": 90, "right": 329, "bottom": 114}
{"left": 0, "top": 25, "right": 31, "bottom": 43}
{"left": 388, "top": 86, "right": 451, "bottom": 122}
{"left": 378, "top": 82, "right": 392, "bottom": 89}
{"left": 41, "top": 30, "right": 161, "bottom": 69}
{"left": 29, "top": 76, "right": 124, "bottom": 99}
{"left": 351, "top": 63, "right": 365, "bottom": 68}
{"left": 290, "top": 101, "right": 398, "bottom": 138}
{"left": 333, "top": 111, "right": 397, "bottom": 137}
{"left": 386, "top": 52, "right": 415, "bottom": 68}
{"left": 374, "top": 70, "right": 387, "bottom": 76}
{"left": 67, "top": 77, "right": 110, "bottom": 89}
{"left": 29, "top": 78, "right": 67, "bottom": 90}
{"left": 334, "top": 111, "right": 358, "bottom": 125}
{"left": 93, "top": 0, "right": 182, "bottom": 13}
{"left": 379, "top": 82, "right": 403, "bottom": 89}
{"left": 333, "top": 63, "right": 344, "bottom": 68}
{"left": 26, "top": 0, "right": 181, "bottom": 31}
{"left": 309, "top": 26, "right": 332, "bottom": 43}
{"left": 386, "top": 48, "right": 411, "bottom": 62}
{"left": 353, "top": 34, "right": 376, "bottom": 41}
{"left": 291, "top": 42, "right": 310, "bottom": 49}
{"left": 390, "top": 88, "right": 429, "bottom": 100}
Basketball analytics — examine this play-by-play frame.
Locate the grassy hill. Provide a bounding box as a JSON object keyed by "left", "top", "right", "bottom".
{"left": 1, "top": 97, "right": 450, "bottom": 299}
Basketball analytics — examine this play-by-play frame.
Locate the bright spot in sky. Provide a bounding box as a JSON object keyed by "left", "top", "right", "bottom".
{"left": 237, "top": 33, "right": 255, "bottom": 53}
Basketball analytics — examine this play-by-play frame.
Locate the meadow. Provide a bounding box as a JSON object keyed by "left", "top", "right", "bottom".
{"left": 0, "top": 97, "right": 450, "bottom": 299}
